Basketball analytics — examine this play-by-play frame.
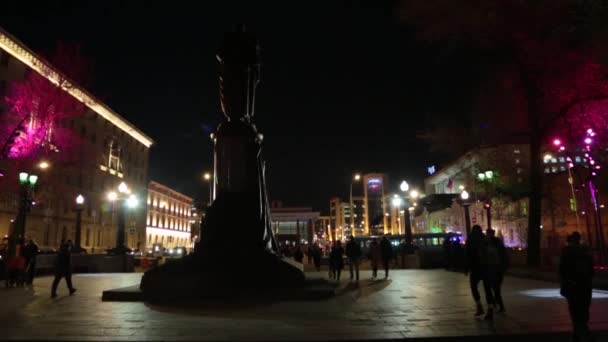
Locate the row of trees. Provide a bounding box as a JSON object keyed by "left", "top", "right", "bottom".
{"left": 400, "top": 0, "right": 608, "bottom": 266}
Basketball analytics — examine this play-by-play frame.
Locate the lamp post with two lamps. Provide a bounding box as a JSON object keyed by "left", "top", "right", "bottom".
{"left": 107, "top": 182, "right": 138, "bottom": 254}
{"left": 8, "top": 172, "right": 39, "bottom": 257}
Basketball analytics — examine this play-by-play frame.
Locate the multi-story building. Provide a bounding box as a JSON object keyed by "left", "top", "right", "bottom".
{"left": 146, "top": 181, "right": 192, "bottom": 250}
{"left": 0, "top": 27, "right": 153, "bottom": 251}
{"left": 363, "top": 173, "right": 388, "bottom": 236}
{"left": 270, "top": 201, "right": 319, "bottom": 246}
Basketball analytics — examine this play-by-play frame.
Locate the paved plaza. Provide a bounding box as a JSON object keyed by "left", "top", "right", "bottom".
{"left": 1, "top": 270, "right": 608, "bottom": 341}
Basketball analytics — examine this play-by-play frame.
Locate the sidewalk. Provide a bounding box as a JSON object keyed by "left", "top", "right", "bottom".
{"left": 506, "top": 267, "right": 608, "bottom": 290}
{"left": 1, "top": 270, "right": 607, "bottom": 341}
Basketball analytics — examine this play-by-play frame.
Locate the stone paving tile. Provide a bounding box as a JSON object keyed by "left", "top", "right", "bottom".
{"left": 1, "top": 270, "right": 608, "bottom": 340}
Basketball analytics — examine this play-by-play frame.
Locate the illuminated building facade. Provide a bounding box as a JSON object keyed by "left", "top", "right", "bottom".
{"left": 363, "top": 173, "right": 388, "bottom": 236}
{"left": 270, "top": 201, "right": 319, "bottom": 245}
{"left": 146, "top": 181, "right": 192, "bottom": 250}
{"left": 0, "top": 27, "right": 153, "bottom": 251}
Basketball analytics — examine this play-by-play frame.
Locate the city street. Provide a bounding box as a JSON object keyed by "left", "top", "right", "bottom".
{"left": 1, "top": 270, "right": 608, "bottom": 341}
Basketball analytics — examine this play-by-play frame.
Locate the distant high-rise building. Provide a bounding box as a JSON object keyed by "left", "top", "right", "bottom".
{"left": 363, "top": 173, "right": 388, "bottom": 236}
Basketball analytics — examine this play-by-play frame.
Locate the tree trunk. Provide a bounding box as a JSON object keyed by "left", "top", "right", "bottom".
{"left": 527, "top": 129, "right": 543, "bottom": 266}
{"left": 518, "top": 61, "right": 543, "bottom": 267}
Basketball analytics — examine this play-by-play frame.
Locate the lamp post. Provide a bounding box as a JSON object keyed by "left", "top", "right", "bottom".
{"left": 203, "top": 172, "right": 212, "bottom": 206}
{"left": 460, "top": 190, "right": 472, "bottom": 236}
{"left": 8, "top": 172, "right": 38, "bottom": 257}
{"left": 107, "top": 182, "right": 137, "bottom": 254}
{"left": 349, "top": 173, "right": 361, "bottom": 237}
{"left": 73, "top": 194, "right": 85, "bottom": 253}
{"left": 400, "top": 181, "right": 414, "bottom": 249}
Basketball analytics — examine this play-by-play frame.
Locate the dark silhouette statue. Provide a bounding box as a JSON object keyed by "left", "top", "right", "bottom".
{"left": 140, "top": 26, "right": 304, "bottom": 300}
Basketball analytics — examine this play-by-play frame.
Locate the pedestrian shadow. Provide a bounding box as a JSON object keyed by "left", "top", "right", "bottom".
{"left": 335, "top": 278, "right": 392, "bottom": 298}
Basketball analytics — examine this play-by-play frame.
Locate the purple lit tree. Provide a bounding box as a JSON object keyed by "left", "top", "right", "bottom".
{"left": 399, "top": 0, "right": 608, "bottom": 266}
{"left": 1, "top": 43, "right": 89, "bottom": 165}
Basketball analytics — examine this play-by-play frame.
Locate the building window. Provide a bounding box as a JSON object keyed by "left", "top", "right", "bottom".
{"left": 108, "top": 140, "right": 122, "bottom": 171}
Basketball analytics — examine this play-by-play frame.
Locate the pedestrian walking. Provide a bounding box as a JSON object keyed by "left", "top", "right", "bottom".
{"left": 380, "top": 236, "right": 393, "bottom": 279}
{"left": 486, "top": 228, "right": 509, "bottom": 313}
{"left": 345, "top": 236, "right": 362, "bottom": 281}
{"left": 560, "top": 232, "right": 594, "bottom": 342}
{"left": 465, "top": 225, "right": 486, "bottom": 317}
{"left": 369, "top": 238, "right": 381, "bottom": 279}
{"left": 51, "top": 240, "right": 76, "bottom": 298}
{"left": 478, "top": 228, "right": 503, "bottom": 320}
{"left": 294, "top": 245, "right": 304, "bottom": 263}
{"left": 312, "top": 243, "right": 322, "bottom": 271}
{"left": 329, "top": 241, "right": 344, "bottom": 281}
{"left": 23, "top": 238, "right": 39, "bottom": 286}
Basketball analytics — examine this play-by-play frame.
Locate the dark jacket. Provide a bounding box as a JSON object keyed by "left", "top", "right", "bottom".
{"left": 23, "top": 242, "right": 39, "bottom": 263}
{"left": 55, "top": 243, "right": 72, "bottom": 273}
{"left": 560, "top": 243, "right": 594, "bottom": 296}
{"left": 329, "top": 246, "right": 344, "bottom": 270}
{"left": 380, "top": 238, "right": 393, "bottom": 261}
{"left": 345, "top": 240, "right": 362, "bottom": 261}
{"left": 464, "top": 234, "right": 483, "bottom": 273}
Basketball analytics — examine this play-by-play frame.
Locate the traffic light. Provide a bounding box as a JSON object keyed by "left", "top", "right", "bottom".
{"left": 484, "top": 202, "right": 492, "bottom": 209}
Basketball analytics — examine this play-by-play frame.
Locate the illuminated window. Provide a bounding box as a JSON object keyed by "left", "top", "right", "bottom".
{"left": 108, "top": 140, "right": 122, "bottom": 171}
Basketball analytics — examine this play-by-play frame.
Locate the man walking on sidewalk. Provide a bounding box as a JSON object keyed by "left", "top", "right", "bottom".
{"left": 560, "top": 232, "right": 594, "bottom": 342}
{"left": 51, "top": 240, "right": 77, "bottom": 298}
{"left": 345, "top": 235, "right": 362, "bottom": 282}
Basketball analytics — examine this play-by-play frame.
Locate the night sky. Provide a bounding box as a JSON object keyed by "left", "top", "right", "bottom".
{"left": 0, "top": 1, "right": 480, "bottom": 213}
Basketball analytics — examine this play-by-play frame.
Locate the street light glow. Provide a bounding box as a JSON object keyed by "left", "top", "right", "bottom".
{"left": 38, "top": 161, "right": 50, "bottom": 169}
{"left": 76, "top": 194, "right": 85, "bottom": 205}
{"left": 127, "top": 194, "right": 138, "bottom": 208}
{"left": 28, "top": 174, "right": 38, "bottom": 186}
{"left": 409, "top": 190, "right": 419, "bottom": 199}
{"left": 118, "top": 182, "right": 128, "bottom": 193}
{"left": 460, "top": 190, "right": 469, "bottom": 200}
{"left": 400, "top": 181, "right": 409, "bottom": 192}
{"left": 19, "top": 172, "right": 28, "bottom": 184}
{"left": 107, "top": 191, "right": 118, "bottom": 201}
{"left": 392, "top": 197, "right": 402, "bottom": 207}
{"left": 204, "top": 172, "right": 211, "bottom": 181}
{"left": 354, "top": 174, "right": 361, "bottom": 181}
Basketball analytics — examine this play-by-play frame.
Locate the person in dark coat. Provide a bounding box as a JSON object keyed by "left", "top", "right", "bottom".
{"left": 293, "top": 245, "right": 304, "bottom": 263}
{"left": 312, "top": 243, "right": 322, "bottom": 271}
{"left": 560, "top": 232, "right": 594, "bottom": 342}
{"left": 369, "top": 238, "right": 382, "bottom": 279}
{"left": 51, "top": 240, "right": 76, "bottom": 298}
{"left": 486, "top": 228, "right": 509, "bottom": 313}
{"left": 465, "top": 225, "right": 486, "bottom": 317}
{"left": 479, "top": 228, "right": 503, "bottom": 321}
{"left": 380, "top": 236, "right": 393, "bottom": 279}
{"left": 329, "top": 240, "right": 344, "bottom": 281}
{"left": 345, "top": 236, "right": 362, "bottom": 281}
{"left": 22, "top": 238, "right": 39, "bottom": 286}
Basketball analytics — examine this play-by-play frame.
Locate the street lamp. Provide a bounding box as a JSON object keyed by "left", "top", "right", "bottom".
{"left": 107, "top": 182, "right": 137, "bottom": 254}
{"left": 203, "top": 172, "right": 212, "bottom": 206}
{"left": 409, "top": 190, "right": 419, "bottom": 200}
{"left": 9, "top": 171, "right": 39, "bottom": 257}
{"left": 349, "top": 173, "right": 361, "bottom": 237}
{"left": 460, "top": 190, "right": 472, "bottom": 236}
{"left": 73, "top": 194, "right": 85, "bottom": 253}
{"left": 38, "top": 161, "right": 50, "bottom": 170}
{"left": 391, "top": 196, "right": 403, "bottom": 234}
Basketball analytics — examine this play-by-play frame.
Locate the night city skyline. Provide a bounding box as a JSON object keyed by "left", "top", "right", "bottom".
{"left": 0, "top": 2, "right": 482, "bottom": 212}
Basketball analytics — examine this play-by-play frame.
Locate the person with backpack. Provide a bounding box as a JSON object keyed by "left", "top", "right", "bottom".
{"left": 560, "top": 232, "right": 594, "bottom": 342}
